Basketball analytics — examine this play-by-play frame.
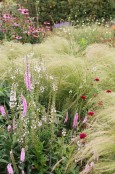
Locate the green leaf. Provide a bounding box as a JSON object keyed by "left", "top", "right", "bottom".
{"left": 0, "top": 159, "right": 8, "bottom": 164}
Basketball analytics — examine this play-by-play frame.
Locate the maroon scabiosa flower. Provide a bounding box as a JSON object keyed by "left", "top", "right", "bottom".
{"left": 98, "top": 101, "right": 103, "bottom": 106}
{"left": 79, "top": 133, "right": 87, "bottom": 139}
{"left": 94, "top": 77, "right": 100, "bottom": 81}
{"left": 81, "top": 95, "right": 86, "bottom": 100}
{"left": 106, "top": 90, "right": 112, "bottom": 93}
{"left": 88, "top": 111, "right": 94, "bottom": 116}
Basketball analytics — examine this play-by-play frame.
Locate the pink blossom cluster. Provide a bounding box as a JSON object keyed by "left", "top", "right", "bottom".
{"left": 0, "top": 106, "right": 6, "bottom": 116}
{"left": 7, "top": 164, "right": 14, "bottom": 174}
{"left": 18, "top": 8, "right": 29, "bottom": 15}
{"left": 73, "top": 113, "right": 79, "bottom": 128}
{"left": 84, "top": 162, "right": 94, "bottom": 173}
{"left": 20, "top": 148, "right": 25, "bottom": 162}
{"left": 21, "top": 94, "right": 28, "bottom": 116}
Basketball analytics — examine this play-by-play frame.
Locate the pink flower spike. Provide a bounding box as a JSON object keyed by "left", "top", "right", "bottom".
{"left": 7, "top": 125, "right": 12, "bottom": 132}
{"left": 72, "top": 113, "right": 79, "bottom": 128}
{"left": 90, "top": 161, "right": 94, "bottom": 168}
{"left": 20, "top": 148, "right": 25, "bottom": 162}
{"left": 64, "top": 112, "right": 68, "bottom": 123}
{"left": 83, "top": 116, "right": 87, "bottom": 123}
{"left": 84, "top": 164, "right": 91, "bottom": 174}
{"left": 7, "top": 163, "right": 14, "bottom": 174}
{"left": 0, "top": 106, "right": 6, "bottom": 116}
{"left": 21, "top": 95, "right": 27, "bottom": 117}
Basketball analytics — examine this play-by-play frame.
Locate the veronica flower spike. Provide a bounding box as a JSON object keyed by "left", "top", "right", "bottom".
{"left": 21, "top": 94, "right": 28, "bottom": 117}
{"left": 73, "top": 113, "right": 79, "bottom": 128}
{"left": 0, "top": 106, "right": 6, "bottom": 116}
{"left": 64, "top": 112, "right": 68, "bottom": 123}
{"left": 20, "top": 148, "right": 25, "bottom": 162}
{"left": 7, "top": 164, "right": 14, "bottom": 174}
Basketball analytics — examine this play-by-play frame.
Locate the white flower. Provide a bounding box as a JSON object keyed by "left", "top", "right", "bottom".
{"left": 38, "top": 121, "right": 42, "bottom": 127}
{"left": 92, "top": 66, "right": 97, "bottom": 72}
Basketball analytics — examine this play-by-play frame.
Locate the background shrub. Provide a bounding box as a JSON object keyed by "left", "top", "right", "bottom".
{"left": 16, "top": 0, "right": 115, "bottom": 25}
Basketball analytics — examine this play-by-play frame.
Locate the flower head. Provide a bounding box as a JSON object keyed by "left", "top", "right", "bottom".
{"left": 20, "top": 148, "right": 25, "bottom": 162}
{"left": 18, "top": 8, "right": 29, "bottom": 15}
{"left": 94, "top": 77, "right": 100, "bottom": 81}
{"left": 14, "top": 23, "right": 20, "bottom": 27}
{"left": 15, "top": 36, "right": 22, "bottom": 40}
{"left": 3, "top": 14, "right": 11, "bottom": 19}
{"left": 7, "top": 164, "right": 14, "bottom": 174}
{"left": 98, "top": 101, "right": 103, "bottom": 106}
{"left": 106, "top": 89, "right": 112, "bottom": 93}
{"left": 88, "top": 111, "right": 94, "bottom": 116}
{"left": 81, "top": 95, "right": 86, "bottom": 100}
{"left": 79, "top": 133, "right": 87, "bottom": 139}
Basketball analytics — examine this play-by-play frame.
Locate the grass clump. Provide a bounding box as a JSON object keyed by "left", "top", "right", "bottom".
{"left": 0, "top": 25, "right": 115, "bottom": 173}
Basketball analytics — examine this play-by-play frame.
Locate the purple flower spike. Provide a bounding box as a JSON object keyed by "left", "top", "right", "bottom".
{"left": 73, "top": 113, "right": 79, "bottom": 128}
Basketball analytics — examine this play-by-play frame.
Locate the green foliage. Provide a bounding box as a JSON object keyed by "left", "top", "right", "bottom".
{"left": 0, "top": 81, "right": 10, "bottom": 106}
{"left": 0, "top": 25, "right": 115, "bottom": 173}
{"left": 18, "top": 0, "right": 114, "bottom": 24}
{"left": 70, "top": 0, "right": 115, "bottom": 24}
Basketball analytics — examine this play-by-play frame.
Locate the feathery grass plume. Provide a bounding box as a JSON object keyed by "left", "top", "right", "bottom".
{"left": 66, "top": 92, "right": 115, "bottom": 174}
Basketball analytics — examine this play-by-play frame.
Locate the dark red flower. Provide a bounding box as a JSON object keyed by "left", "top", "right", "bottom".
{"left": 79, "top": 133, "right": 87, "bottom": 139}
{"left": 94, "top": 77, "right": 100, "bottom": 81}
{"left": 98, "top": 101, "right": 103, "bottom": 106}
{"left": 88, "top": 111, "right": 94, "bottom": 116}
{"left": 82, "top": 123, "right": 87, "bottom": 129}
{"left": 106, "top": 90, "right": 112, "bottom": 93}
{"left": 81, "top": 95, "right": 86, "bottom": 100}
{"left": 93, "top": 93, "right": 97, "bottom": 97}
